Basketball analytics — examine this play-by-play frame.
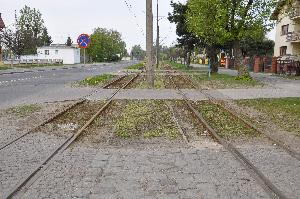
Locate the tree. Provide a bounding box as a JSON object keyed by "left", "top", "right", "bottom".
{"left": 240, "top": 37, "right": 275, "bottom": 57}
{"left": 1, "top": 28, "right": 26, "bottom": 57}
{"left": 186, "top": 0, "right": 276, "bottom": 77}
{"left": 66, "top": 37, "right": 73, "bottom": 46}
{"left": 17, "top": 5, "right": 51, "bottom": 54}
{"left": 38, "top": 28, "right": 52, "bottom": 46}
{"left": 87, "top": 28, "right": 127, "bottom": 62}
{"left": 168, "top": 1, "right": 201, "bottom": 67}
{"left": 131, "top": 45, "right": 146, "bottom": 60}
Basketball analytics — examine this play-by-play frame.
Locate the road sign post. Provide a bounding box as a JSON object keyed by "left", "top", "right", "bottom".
{"left": 77, "top": 34, "right": 91, "bottom": 66}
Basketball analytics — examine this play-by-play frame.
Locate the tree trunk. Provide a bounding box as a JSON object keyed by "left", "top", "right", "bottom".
{"left": 233, "top": 40, "right": 249, "bottom": 77}
{"left": 207, "top": 46, "right": 218, "bottom": 73}
{"left": 186, "top": 51, "right": 191, "bottom": 67}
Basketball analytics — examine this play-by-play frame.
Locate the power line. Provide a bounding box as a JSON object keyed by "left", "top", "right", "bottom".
{"left": 123, "top": 0, "right": 145, "bottom": 36}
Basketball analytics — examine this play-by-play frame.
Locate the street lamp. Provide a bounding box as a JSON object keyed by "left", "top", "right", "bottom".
{"left": 0, "top": 13, "right": 6, "bottom": 64}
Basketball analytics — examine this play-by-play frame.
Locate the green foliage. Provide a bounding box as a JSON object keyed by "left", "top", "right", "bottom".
{"left": 79, "top": 74, "right": 116, "bottom": 86}
{"left": 66, "top": 37, "right": 73, "bottom": 46}
{"left": 240, "top": 37, "right": 275, "bottom": 56}
{"left": 168, "top": 1, "right": 201, "bottom": 66}
{"left": 165, "top": 60, "right": 192, "bottom": 70}
{"left": 1, "top": 6, "right": 52, "bottom": 56}
{"left": 87, "top": 28, "right": 127, "bottom": 62}
{"left": 115, "top": 101, "right": 179, "bottom": 139}
{"left": 234, "top": 67, "right": 253, "bottom": 81}
{"left": 9, "top": 104, "right": 41, "bottom": 117}
{"left": 186, "top": 0, "right": 276, "bottom": 46}
{"left": 237, "top": 98, "right": 300, "bottom": 136}
{"left": 130, "top": 45, "right": 146, "bottom": 60}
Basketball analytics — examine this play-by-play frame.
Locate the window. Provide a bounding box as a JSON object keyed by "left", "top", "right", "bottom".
{"left": 281, "top": 25, "right": 289, "bottom": 35}
{"left": 55, "top": 50, "right": 59, "bottom": 55}
{"left": 45, "top": 50, "right": 50, "bottom": 55}
{"left": 280, "top": 46, "right": 287, "bottom": 56}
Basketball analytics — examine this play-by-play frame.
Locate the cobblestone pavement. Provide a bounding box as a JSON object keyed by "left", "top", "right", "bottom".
{"left": 13, "top": 143, "right": 273, "bottom": 199}
{"left": 0, "top": 131, "right": 69, "bottom": 195}
{"left": 236, "top": 142, "right": 300, "bottom": 199}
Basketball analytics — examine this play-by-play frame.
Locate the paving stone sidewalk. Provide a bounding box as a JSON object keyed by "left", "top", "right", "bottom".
{"left": 15, "top": 144, "right": 272, "bottom": 199}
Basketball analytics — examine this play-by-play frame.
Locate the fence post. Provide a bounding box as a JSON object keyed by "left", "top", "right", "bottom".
{"left": 254, "top": 56, "right": 261, "bottom": 73}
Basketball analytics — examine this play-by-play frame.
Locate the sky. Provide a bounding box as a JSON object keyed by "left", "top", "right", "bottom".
{"left": 1, "top": 0, "right": 275, "bottom": 52}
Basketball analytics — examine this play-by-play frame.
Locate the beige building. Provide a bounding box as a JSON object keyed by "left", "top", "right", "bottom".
{"left": 271, "top": 0, "right": 300, "bottom": 58}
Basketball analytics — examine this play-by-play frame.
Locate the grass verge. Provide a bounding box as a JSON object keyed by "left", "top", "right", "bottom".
{"left": 9, "top": 104, "right": 42, "bottom": 117}
{"left": 0, "top": 66, "right": 12, "bottom": 70}
{"left": 163, "top": 61, "right": 193, "bottom": 70}
{"left": 114, "top": 100, "right": 179, "bottom": 139}
{"left": 192, "top": 73, "right": 263, "bottom": 89}
{"left": 126, "top": 62, "right": 145, "bottom": 70}
{"left": 79, "top": 74, "right": 116, "bottom": 86}
{"left": 196, "top": 101, "right": 258, "bottom": 139}
{"left": 236, "top": 98, "right": 300, "bottom": 136}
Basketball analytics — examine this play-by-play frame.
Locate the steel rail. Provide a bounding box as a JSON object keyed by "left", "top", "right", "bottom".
{"left": 0, "top": 74, "right": 128, "bottom": 151}
{"left": 179, "top": 72, "right": 300, "bottom": 161}
{"left": 168, "top": 74, "right": 289, "bottom": 199}
{"left": 4, "top": 73, "right": 140, "bottom": 199}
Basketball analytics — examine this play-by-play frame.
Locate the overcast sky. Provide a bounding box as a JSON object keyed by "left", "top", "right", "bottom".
{"left": 1, "top": 0, "right": 275, "bottom": 52}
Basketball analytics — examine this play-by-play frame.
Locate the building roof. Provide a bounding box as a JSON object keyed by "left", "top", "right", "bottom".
{"left": 38, "top": 44, "right": 79, "bottom": 49}
{"left": 0, "top": 13, "right": 5, "bottom": 29}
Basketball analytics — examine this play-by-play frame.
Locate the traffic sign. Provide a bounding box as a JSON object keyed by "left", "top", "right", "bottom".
{"left": 77, "top": 34, "right": 91, "bottom": 49}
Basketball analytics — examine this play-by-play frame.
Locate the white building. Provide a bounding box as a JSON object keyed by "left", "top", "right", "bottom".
{"left": 271, "top": 0, "right": 300, "bottom": 58}
{"left": 37, "top": 44, "right": 81, "bottom": 64}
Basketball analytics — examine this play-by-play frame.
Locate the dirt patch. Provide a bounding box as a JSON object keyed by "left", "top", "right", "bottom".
{"left": 78, "top": 100, "right": 186, "bottom": 148}
{"left": 0, "top": 102, "right": 71, "bottom": 145}
{"left": 37, "top": 101, "right": 105, "bottom": 138}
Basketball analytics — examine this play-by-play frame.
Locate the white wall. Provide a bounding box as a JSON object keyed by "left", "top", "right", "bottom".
{"left": 37, "top": 47, "right": 80, "bottom": 64}
{"left": 274, "top": 11, "right": 293, "bottom": 57}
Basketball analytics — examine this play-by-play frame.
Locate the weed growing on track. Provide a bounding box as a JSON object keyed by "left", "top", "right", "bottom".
{"left": 79, "top": 74, "right": 116, "bottom": 86}
{"left": 115, "top": 100, "right": 179, "bottom": 139}
{"left": 237, "top": 98, "right": 300, "bottom": 136}
{"left": 196, "top": 101, "right": 258, "bottom": 139}
{"left": 9, "top": 104, "right": 42, "bottom": 117}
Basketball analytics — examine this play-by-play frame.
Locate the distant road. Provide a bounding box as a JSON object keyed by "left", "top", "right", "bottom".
{"left": 0, "top": 61, "right": 137, "bottom": 108}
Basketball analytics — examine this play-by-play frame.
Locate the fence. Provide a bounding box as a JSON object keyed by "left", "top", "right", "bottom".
{"left": 3, "top": 59, "right": 63, "bottom": 66}
{"left": 276, "top": 59, "right": 300, "bottom": 76}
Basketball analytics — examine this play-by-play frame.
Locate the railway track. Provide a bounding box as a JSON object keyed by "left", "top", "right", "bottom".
{"left": 2, "top": 73, "right": 139, "bottom": 199}
{"left": 179, "top": 73, "right": 300, "bottom": 161}
{"left": 167, "top": 73, "right": 295, "bottom": 199}
{"left": 0, "top": 74, "right": 127, "bottom": 151}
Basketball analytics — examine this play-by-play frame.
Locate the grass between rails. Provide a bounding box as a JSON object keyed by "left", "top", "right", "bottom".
{"left": 126, "top": 62, "right": 145, "bottom": 70}
{"left": 191, "top": 73, "right": 264, "bottom": 89}
{"left": 79, "top": 74, "right": 116, "bottom": 86}
{"left": 236, "top": 98, "right": 300, "bottom": 136}
{"left": 8, "top": 104, "right": 42, "bottom": 117}
{"left": 195, "top": 101, "right": 258, "bottom": 139}
{"left": 115, "top": 100, "right": 179, "bottom": 139}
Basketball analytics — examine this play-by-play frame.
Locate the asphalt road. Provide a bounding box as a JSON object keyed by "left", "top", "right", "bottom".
{"left": 0, "top": 61, "right": 136, "bottom": 108}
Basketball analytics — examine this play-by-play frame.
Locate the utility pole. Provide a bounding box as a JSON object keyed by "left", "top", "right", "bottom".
{"left": 146, "top": 0, "right": 154, "bottom": 87}
{"left": 156, "top": 0, "right": 160, "bottom": 69}
{"left": 0, "top": 13, "right": 6, "bottom": 64}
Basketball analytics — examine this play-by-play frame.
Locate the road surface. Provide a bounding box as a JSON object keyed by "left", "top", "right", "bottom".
{"left": 0, "top": 61, "right": 136, "bottom": 108}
